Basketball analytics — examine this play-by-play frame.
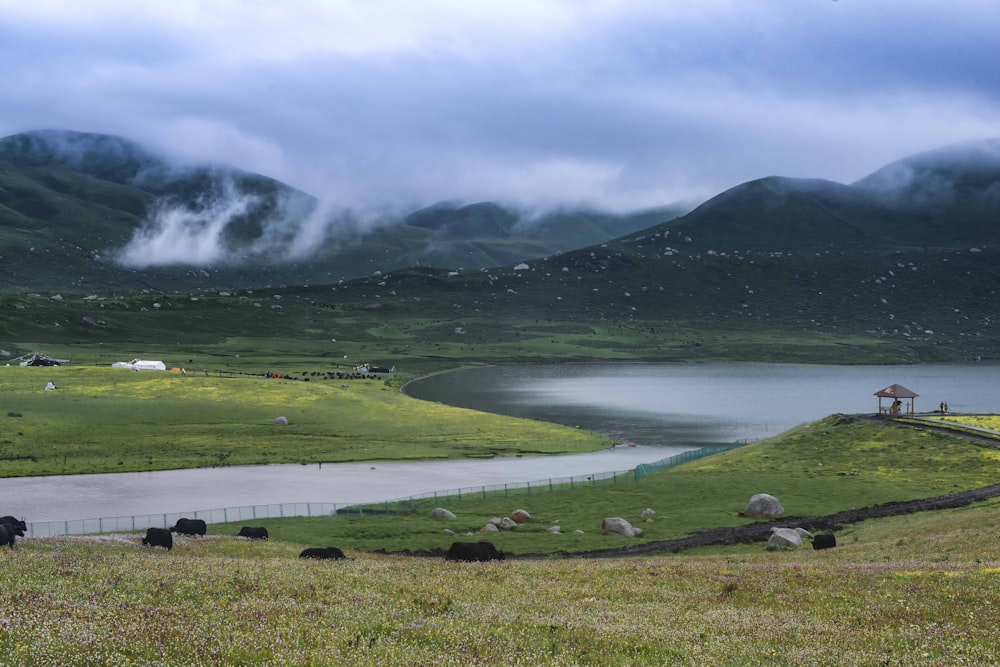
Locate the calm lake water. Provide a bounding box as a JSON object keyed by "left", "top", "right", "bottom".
{"left": 5, "top": 362, "right": 998, "bottom": 523}
{"left": 404, "top": 362, "right": 1000, "bottom": 448}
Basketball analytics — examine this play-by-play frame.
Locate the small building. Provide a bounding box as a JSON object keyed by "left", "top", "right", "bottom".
{"left": 874, "top": 384, "right": 918, "bottom": 416}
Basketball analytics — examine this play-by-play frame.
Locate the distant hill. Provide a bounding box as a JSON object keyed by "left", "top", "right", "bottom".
{"left": 0, "top": 130, "right": 683, "bottom": 290}
{"left": 2, "top": 131, "right": 999, "bottom": 363}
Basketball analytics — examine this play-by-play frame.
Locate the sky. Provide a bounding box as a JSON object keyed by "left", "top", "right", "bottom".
{"left": 2, "top": 0, "right": 999, "bottom": 214}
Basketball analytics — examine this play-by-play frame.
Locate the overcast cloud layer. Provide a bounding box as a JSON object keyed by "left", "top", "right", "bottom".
{"left": 2, "top": 0, "right": 999, "bottom": 213}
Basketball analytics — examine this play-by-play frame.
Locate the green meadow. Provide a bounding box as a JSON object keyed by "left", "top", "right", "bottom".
{"left": 5, "top": 425, "right": 1000, "bottom": 665}
{"left": 5, "top": 356, "right": 1000, "bottom": 664}
{"left": 0, "top": 365, "right": 608, "bottom": 476}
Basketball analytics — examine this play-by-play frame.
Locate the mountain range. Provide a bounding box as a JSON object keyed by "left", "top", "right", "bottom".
{"left": 0, "top": 130, "right": 682, "bottom": 291}
{"left": 1, "top": 130, "right": 998, "bottom": 362}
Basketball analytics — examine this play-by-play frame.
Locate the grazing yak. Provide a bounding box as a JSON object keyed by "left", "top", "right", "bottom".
{"left": 445, "top": 541, "right": 505, "bottom": 563}
{"left": 0, "top": 516, "right": 25, "bottom": 548}
{"left": 237, "top": 526, "right": 269, "bottom": 540}
{"left": 812, "top": 533, "right": 837, "bottom": 550}
{"left": 170, "top": 518, "right": 207, "bottom": 536}
{"left": 299, "top": 547, "right": 346, "bottom": 560}
{"left": 141, "top": 527, "right": 173, "bottom": 550}
{"left": 0, "top": 524, "right": 17, "bottom": 549}
{"left": 0, "top": 516, "right": 27, "bottom": 534}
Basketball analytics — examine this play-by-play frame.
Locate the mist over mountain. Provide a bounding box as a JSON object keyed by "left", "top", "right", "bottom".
{"left": 2, "top": 131, "right": 999, "bottom": 361}
{"left": 0, "top": 130, "right": 683, "bottom": 290}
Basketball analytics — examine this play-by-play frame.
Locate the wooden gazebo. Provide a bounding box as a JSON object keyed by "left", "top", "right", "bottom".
{"left": 874, "top": 384, "right": 918, "bottom": 416}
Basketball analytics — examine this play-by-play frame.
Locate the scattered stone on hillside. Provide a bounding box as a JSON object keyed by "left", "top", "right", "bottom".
{"left": 602, "top": 517, "right": 642, "bottom": 537}
{"left": 641, "top": 508, "right": 656, "bottom": 518}
{"left": 547, "top": 525, "right": 561, "bottom": 534}
{"left": 273, "top": 416, "right": 289, "bottom": 426}
{"left": 743, "top": 493, "right": 784, "bottom": 519}
{"left": 430, "top": 508, "right": 456, "bottom": 519}
{"left": 766, "top": 527, "right": 812, "bottom": 550}
{"left": 511, "top": 509, "right": 531, "bottom": 523}
{"left": 499, "top": 517, "right": 518, "bottom": 531}
{"left": 573, "top": 529, "right": 585, "bottom": 535}
{"left": 442, "top": 528, "right": 455, "bottom": 536}
{"left": 481, "top": 523, "right": 499, "bottom": 532}
{"left": 488, "top": 517, "right": 503, "bottom": 526}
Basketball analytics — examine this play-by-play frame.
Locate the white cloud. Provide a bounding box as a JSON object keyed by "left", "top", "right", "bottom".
{"left": 1, "top": 0, "right": 999, "bottom": 215}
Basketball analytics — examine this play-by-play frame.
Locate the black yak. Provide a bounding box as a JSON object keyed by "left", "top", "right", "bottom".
{"left": 299, "top": 547, "right": 346, "bottom": 560}
{"left": 170, "top": 518, "right": 207, "bottom": 536}
{"left": 812, "top": 533, "right": 837, "bottom": 550}
{"left": 0, "top": 516, "right": 26, "bottom": 536}
{"left": 445, "top": 541, "right": 505, "bottom": 562}
{"left": 237, "top": 526, "right": 269, "bottom": 540}
{"left": 0, "top": 524, "right": 17, "bottom": 549}
{"left": 141, "top": 527, "right": 173, "bottom": 550}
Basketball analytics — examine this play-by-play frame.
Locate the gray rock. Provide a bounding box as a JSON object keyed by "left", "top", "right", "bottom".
{"left": 744, "top": 493, "right": 785, "bottom": 519}
{"left": 430, "top": 508, "right": 457, "bottom": 519}
{"left": 602, "top": 517, "right": 642, "bottom": 537}
{"left": 766, "top": 527, "right": 809, "bottom": 550}
{"left": 273, "top": 416, "right": 289, "bottom": 425}
{"left": 511, "top": 509, "right": 532, "bottom": 523}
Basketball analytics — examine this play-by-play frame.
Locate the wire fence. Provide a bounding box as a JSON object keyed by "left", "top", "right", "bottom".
{"left": 26, "top": 439, "right": 752, "bottom": 537}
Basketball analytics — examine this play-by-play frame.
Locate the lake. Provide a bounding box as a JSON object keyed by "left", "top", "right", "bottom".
{"left": 6, "top": 361, "right": 998, "bottom": 525}
{"left": 404, "top": 361, "right": 1000, "bottom": 447}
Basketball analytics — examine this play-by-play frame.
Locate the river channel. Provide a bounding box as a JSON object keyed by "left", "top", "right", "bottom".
{"left": 4, "top": 362, "right": 998, "bottom": 524}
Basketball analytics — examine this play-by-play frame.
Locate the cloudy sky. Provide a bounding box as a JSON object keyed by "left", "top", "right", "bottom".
{"left": 2, "top": 0, "right": 999, "bottom": 213}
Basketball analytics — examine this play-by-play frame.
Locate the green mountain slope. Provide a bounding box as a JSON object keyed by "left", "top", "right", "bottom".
{"left": 0, "top": 130, "right": 683, "bottom": 290}
{"left": 1, "top": 132, "right": 999, "bottom": 363}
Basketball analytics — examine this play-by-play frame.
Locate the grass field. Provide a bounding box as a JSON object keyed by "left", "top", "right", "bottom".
{"left": 0, "top": 365, "right": 608, "bottom": 476}
{"left": 5, "top": 497, "right": 1000, "bottom": 666}
{"left": 194, "top": 414, "right": 1000, "bottom": 555}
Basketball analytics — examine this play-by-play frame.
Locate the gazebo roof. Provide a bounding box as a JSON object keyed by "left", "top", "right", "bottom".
{"left": 873, "top": 383, "right": 919, "bottom": 399}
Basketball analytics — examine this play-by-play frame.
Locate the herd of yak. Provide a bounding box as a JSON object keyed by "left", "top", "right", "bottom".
{"left": 2, "top": 515, "right": 504, "bottom": 563}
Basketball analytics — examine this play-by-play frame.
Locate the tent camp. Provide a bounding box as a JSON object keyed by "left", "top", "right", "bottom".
{"left": 18, "top": 352, "right": 69, "bottom": 367}
{"left": 112, "top": 359, "right": 167, "bottom": 371}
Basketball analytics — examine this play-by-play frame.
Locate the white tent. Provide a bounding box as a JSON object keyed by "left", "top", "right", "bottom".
{"left": 112, "top": 359, "right": 167, "bottom": 371}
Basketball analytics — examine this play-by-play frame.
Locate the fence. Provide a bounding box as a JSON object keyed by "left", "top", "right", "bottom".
{"left": 27, "top": 439, "right": 752, "bottom": 537}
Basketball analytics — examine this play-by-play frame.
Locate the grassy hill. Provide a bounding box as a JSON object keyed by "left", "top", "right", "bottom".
{"left": 0, "top": 130, "right": 682, "bottom": 291}
{"left": 3, "top": 133, "right": 999, "bottom": 365}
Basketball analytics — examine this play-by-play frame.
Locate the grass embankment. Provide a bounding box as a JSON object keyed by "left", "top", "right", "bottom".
{"left": 0, "top": 366, "right": 608, "bottom": 476}
{"left": 205, "top": 415, "right": 1000, "bottom": 555}
{"left": 5, "top": 499, "right": 1000, "bottom": 665}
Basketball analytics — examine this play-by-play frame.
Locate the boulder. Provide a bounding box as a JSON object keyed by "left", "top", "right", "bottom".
{"left": 273, "top": 416, "right": 289, "bottom": 425}
{"left": 480, "top": 523, "right": 499, "bottom": 532}
{"left": 743, "top": 493, "right": 785, "bottom": 519}
{"left": 488, "top": 517, "right": 503, "bottom": 526}
{"left": 641, "top": 508, "right": 656, "bottom": 518}
{"left": 499, "top": 517, "right": 518, "bottom": 531}
{"left": 766, "top": 527, "right": 812, "bottom": 550}
{"left": 442, "top": 528, "right": 455, "bottom": 536}
{"left": 546, "top": 525, "right": 562, "bottom": 534}
{"left": 430, "top": 508, "right": 457, "bottom": 519}
{"left": 573, "top": 530, "right": 585, "bottom": 535}
{"left": 601, "top": 517, "right": 641, "bottom": 537}
{"left": 511, "top": 509, "right": 532, "bottom": 523}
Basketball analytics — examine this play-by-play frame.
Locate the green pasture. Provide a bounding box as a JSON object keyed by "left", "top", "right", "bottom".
{"left": 5, "top": 499, "right": 1000, "bottom": 665}
{"left": 202, "top": 415, "right": 1000, "bottom": 555}
{"left": 0, "top": 365, "right": 608, "bottom": 476}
